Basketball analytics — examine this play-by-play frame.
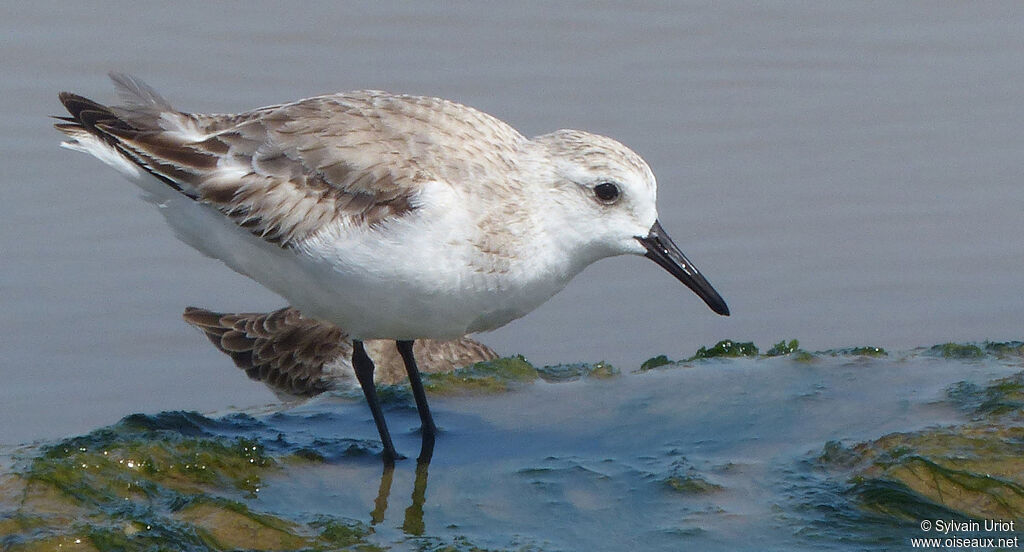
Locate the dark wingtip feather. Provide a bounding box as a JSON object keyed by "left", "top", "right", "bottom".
{"left": 57, "top": 91, "right": 133, "bottom": 140}
{"left": 182, "top": 306, "right": 229, "bottom": 329}
{"left": 58, "top": 92, "right": 105, "bottom": 117}
{"left": 53, "top": 122, "right": 82, "bottom": 133}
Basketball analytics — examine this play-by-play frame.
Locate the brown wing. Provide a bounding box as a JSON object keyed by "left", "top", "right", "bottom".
{"left": 183, "top": 306, "right": 502, "bottom": 394}
{"left": 183, "top": 306, "right": 350, "bottom": 397}
{"left": 57, "top": 74, "right": 526, "bottom": 247}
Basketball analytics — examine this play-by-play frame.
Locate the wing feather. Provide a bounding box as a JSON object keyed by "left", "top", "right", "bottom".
{"left": 183, "top": 306, "right": 501, "bottom": 397}
{"left": 57, "top": 76, "right": 529, "bottom": 247}
{"left": 183, "top": 306, "right": 349, "bottom": 398}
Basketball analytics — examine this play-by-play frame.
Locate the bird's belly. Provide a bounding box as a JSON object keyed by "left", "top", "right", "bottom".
{"left": 139, "top": 178, "right": 571, "bottom": 341}
{"left": 288, "top": 242, "right": 568, "bottom": 340}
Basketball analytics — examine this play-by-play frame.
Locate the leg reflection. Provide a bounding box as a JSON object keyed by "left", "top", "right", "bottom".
{"left": 368, "top": 460, "right": 431, "bottom": 533}
{"left": 370, "top": 463, "right": 395, "bottom": 525}
{"left": 402, "top": 461, "right": 430, "bottom": 535}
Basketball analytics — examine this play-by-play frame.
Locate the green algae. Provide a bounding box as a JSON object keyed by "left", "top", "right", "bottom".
{"left": 818, "top": 440, "right": 859, "bottom": 467}
{"left": 375, "top": 355, "right": 622, "bottom": 397}
{"left": 675, "top": 338, "right": 891, "bottom": 364}
{"left": 932, "top": 342, "right": 986, "bottom": 359}
{"left": 547, "top": 339, "right": 1018, "bottom": 377}
{"left": 537, "top": 361, "right": 619, "bottom": 382}
{"left": 687, "top": 340, "right": 759, "bottom": 360}
{"left": 82, "top": 520, "right": 210, "bottom": 552}
{"left": 659, "top": 459, "right": 724, "bottom": 495}
{"left": 310, "top": 516, "right": 379, "bottom": 549}
{"left": 947, "top": 372, "right": 1024, "bottom": 419}
{"left": 173, "top": 497, "right": 310, "bottom": 550}
{"left": 764, "top": 339, "right": 819, "bottom": 362}
{"left": 814, "top": 346, "right": 887, "bottom": 358}
{"left": 791, "top": 351, "right": 818, "bottom": 363}
{"left": 820, "top": 370, "right": 1024, "bottom": 522}
{"left": 850, "top": 449, "right": 1024, "bottom": 521}
{"left": 0, "top": 513, "right": 46, "bottom": 535}
{"left": 421, "top": 355, "right": 620, "bottom": 394}
{"left": 26, "top": 424, "right": 273, "bottom": 503}
{"left": 663, "top": 473, "right": 723, "bottom": 495}
{"left": 421, "top": 354, "right": 618, "bottom": 393}
{"left": 640, "top": 355, "right": 675, "bottom": 371}
{"left": 639, "top": 339, "right": 898, "bottom": 370}
{"left": 931, "top": 341, "right": 1024, "bottom": 360}
{"left": 0, "top": 412, "right": 388, "bottom": 551}
{"left": 423, "top": 356, "right": 537, "bottom": 395}
{"left": 982, "top": 341, "right": 1024, "bottom": 358}
{"left": 850, "top": 478, "right": 962, "bottom": 521}
{"left": 844, "top": 346, "right": 887, "bottom": 357}
{"left": 765, "top": 339, "right": 801, "bottom": 357}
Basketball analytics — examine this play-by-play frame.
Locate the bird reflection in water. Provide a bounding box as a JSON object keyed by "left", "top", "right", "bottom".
{"left": 370, "top": 462, "right": 431, "bottom": 534}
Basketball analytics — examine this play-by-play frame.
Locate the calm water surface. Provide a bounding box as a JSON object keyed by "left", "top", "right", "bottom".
{"left": 2, "top": 2, "right": 1022, "bottom": 452}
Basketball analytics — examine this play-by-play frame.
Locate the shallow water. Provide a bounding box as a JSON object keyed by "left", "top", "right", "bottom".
{"left": 3, "top": 3, "right": 1024, "bottom": 444}
{"left": 3, "top": 349, "right": 1022, "bottom": 550}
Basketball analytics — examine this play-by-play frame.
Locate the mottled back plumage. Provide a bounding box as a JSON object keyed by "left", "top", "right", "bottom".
{"left": 57, "top": 73, "right": 526, "bottom": 247}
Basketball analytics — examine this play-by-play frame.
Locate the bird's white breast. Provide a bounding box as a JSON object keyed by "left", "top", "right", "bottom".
{"left": 287, "top": 180, "right": 583, "bottom": 340}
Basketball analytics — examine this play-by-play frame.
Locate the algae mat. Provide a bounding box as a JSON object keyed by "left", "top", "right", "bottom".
{"left": 2, "top": 343, "right": 1023, "bottom": 551}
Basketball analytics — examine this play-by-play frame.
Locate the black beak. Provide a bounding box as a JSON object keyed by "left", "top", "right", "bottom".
{"left": 636, "top": 220, "right": 730, "bottom": 316}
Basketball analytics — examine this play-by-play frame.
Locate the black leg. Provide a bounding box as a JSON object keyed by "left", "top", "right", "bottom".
{"left": 352, "top": 340, "right": 399, "bottom": 464}
{"left": 396, "top": 340, "right": 436, "bottom": 463}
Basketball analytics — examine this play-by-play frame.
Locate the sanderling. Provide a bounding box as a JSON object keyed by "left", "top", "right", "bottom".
{"left": 183, "top": 306, "right": 497, "bottom": 400}
{"left": 56, "top": 73, "right": 729, "bottom": 464}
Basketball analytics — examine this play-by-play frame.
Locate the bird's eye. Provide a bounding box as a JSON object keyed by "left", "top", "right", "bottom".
{"left": 593, "top": 182, "right": 620, "bottom": 203}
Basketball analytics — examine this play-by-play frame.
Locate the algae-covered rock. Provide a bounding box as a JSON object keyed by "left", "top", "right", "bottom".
{"left": 817, "top": 346, "right": 887, "bottom": 358}
{"left": 925, "top": 341, "right": 1024, "bottom": 360}
{"left": 931, "top": 342, "right": 986, "bottom": 359}
{"left": 26, "top": 418, "right": 273, "bottom": 502}
{"left": 310, "top": 516, "right": 379, "bottom": 549}
{"left": 983, "top": 341, "right": 1024, "bottom": 358}
{"left": 821, "top": 371, "right": 1024, "bottom": 522}
{"left": 0, "top": 412, "right": 382, "bottom": 551}
{"left": 639, "top": 339, "right": 907, "bottom": 366}
{"left": 658, "top": 459, "right": 724, "bottom": 495}
{"left": 639, "top": 355, "right": 675, "bottom": 371}
{"left": 537, "top": 361, "right": 619, "bottom": 382}
{"left": 948, "top": 372, "right": 1024, "bottom": 420}
{"left": 664, "top": 472, "right": 723, "bottom": 495}
{"left": 765, "top": 339, "right": 801, "bottom": 357}
{"left": 844, "top": 427, "right": 1024, "bottom": 520}
{"left": 765, "top": 339, "right": 819, "bottom": 362}
{"left": 423, "top": 355, "right": 537, "bottom": 394}
{"left": 3, "top": 533, "right": 102, "bottom": 552}
{"left": 173, "top": 498, "right": 310, "bottom": 550}
{"left": 687, "top": 340, "right": 759, "bottom": 360}
{"left": 844, "top": 346, "right": 887, "bottom": 357}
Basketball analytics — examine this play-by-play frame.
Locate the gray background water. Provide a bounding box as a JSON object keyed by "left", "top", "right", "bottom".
{"left": 2, "top": 2, "right": 1022, "bottom": 444}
